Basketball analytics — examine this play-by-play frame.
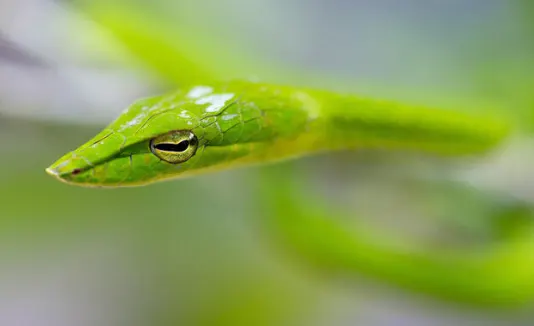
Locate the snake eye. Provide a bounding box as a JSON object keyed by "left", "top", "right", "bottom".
{"left": 153, "top": 140, "right": 190, "bottom": 152}
{"left": 150, "top": 131, "right": 198, "bottom": 164}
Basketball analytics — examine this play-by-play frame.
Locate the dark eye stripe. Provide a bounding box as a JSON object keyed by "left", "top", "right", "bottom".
{"left": 154, "top": 140, "right": 189, "bottom": 152}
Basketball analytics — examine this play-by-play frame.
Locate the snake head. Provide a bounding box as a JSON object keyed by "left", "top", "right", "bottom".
{"left": 46, "top": 82, "right": 311, "bottom": 187}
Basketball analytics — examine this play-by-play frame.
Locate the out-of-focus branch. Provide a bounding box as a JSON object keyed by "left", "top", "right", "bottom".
{"left": 260, "top": 168, "right": 534, "bottom": 308}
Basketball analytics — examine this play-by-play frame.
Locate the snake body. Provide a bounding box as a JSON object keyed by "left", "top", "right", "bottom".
{"left": 46, "top": 80, "right": 509, "bottom": 187}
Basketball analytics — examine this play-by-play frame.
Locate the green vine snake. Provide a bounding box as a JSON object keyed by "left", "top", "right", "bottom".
{"left": 40, "top": 3, "right": 534, "bottom": 308}
{"left": 46, "top": 79, "right": 509, "bottom": 187}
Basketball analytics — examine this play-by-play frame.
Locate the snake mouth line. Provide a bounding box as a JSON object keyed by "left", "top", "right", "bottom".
{"left": 45, "top": 166, "right": 109, "bottom": 188}
{"left": 45, "top": 166, "right": 82, "bottom": 186}
{"left": 45, "top": 166, "right": 86, "bottom": 177}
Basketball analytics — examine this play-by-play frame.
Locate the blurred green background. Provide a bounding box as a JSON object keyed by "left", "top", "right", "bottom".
{"left": 1, "top": 1, "right": 534, "bottom": 325}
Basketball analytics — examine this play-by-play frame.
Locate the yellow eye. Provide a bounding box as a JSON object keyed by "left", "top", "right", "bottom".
{"left": 149, "top": 131, "right": 198, "bottom": 164}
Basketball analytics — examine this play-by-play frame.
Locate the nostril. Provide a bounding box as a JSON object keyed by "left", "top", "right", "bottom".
{"left": 71, "top": 169, "right": 82, "bottom": 176}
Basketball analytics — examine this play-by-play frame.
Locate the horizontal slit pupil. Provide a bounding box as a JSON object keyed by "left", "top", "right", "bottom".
{"left": 154, "top": 141, "right": 189, "bottom": 152}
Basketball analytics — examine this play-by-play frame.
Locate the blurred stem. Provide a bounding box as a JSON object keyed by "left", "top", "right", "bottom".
{"left": 70, "top": 1, "right": 311, "bottom": 88}
{"left": 71, "top": 3, "right": 215, "bottom": 86}
{"left": 68, "top": 1, "right": 371, "bottom": 94}
{"left": 259, "top": 167, "right": 534, "bottom": 308}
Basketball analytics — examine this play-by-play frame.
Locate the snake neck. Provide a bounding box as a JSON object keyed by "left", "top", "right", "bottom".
{"left": 310, "top": 90, "right": 510, "bottom": 156}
